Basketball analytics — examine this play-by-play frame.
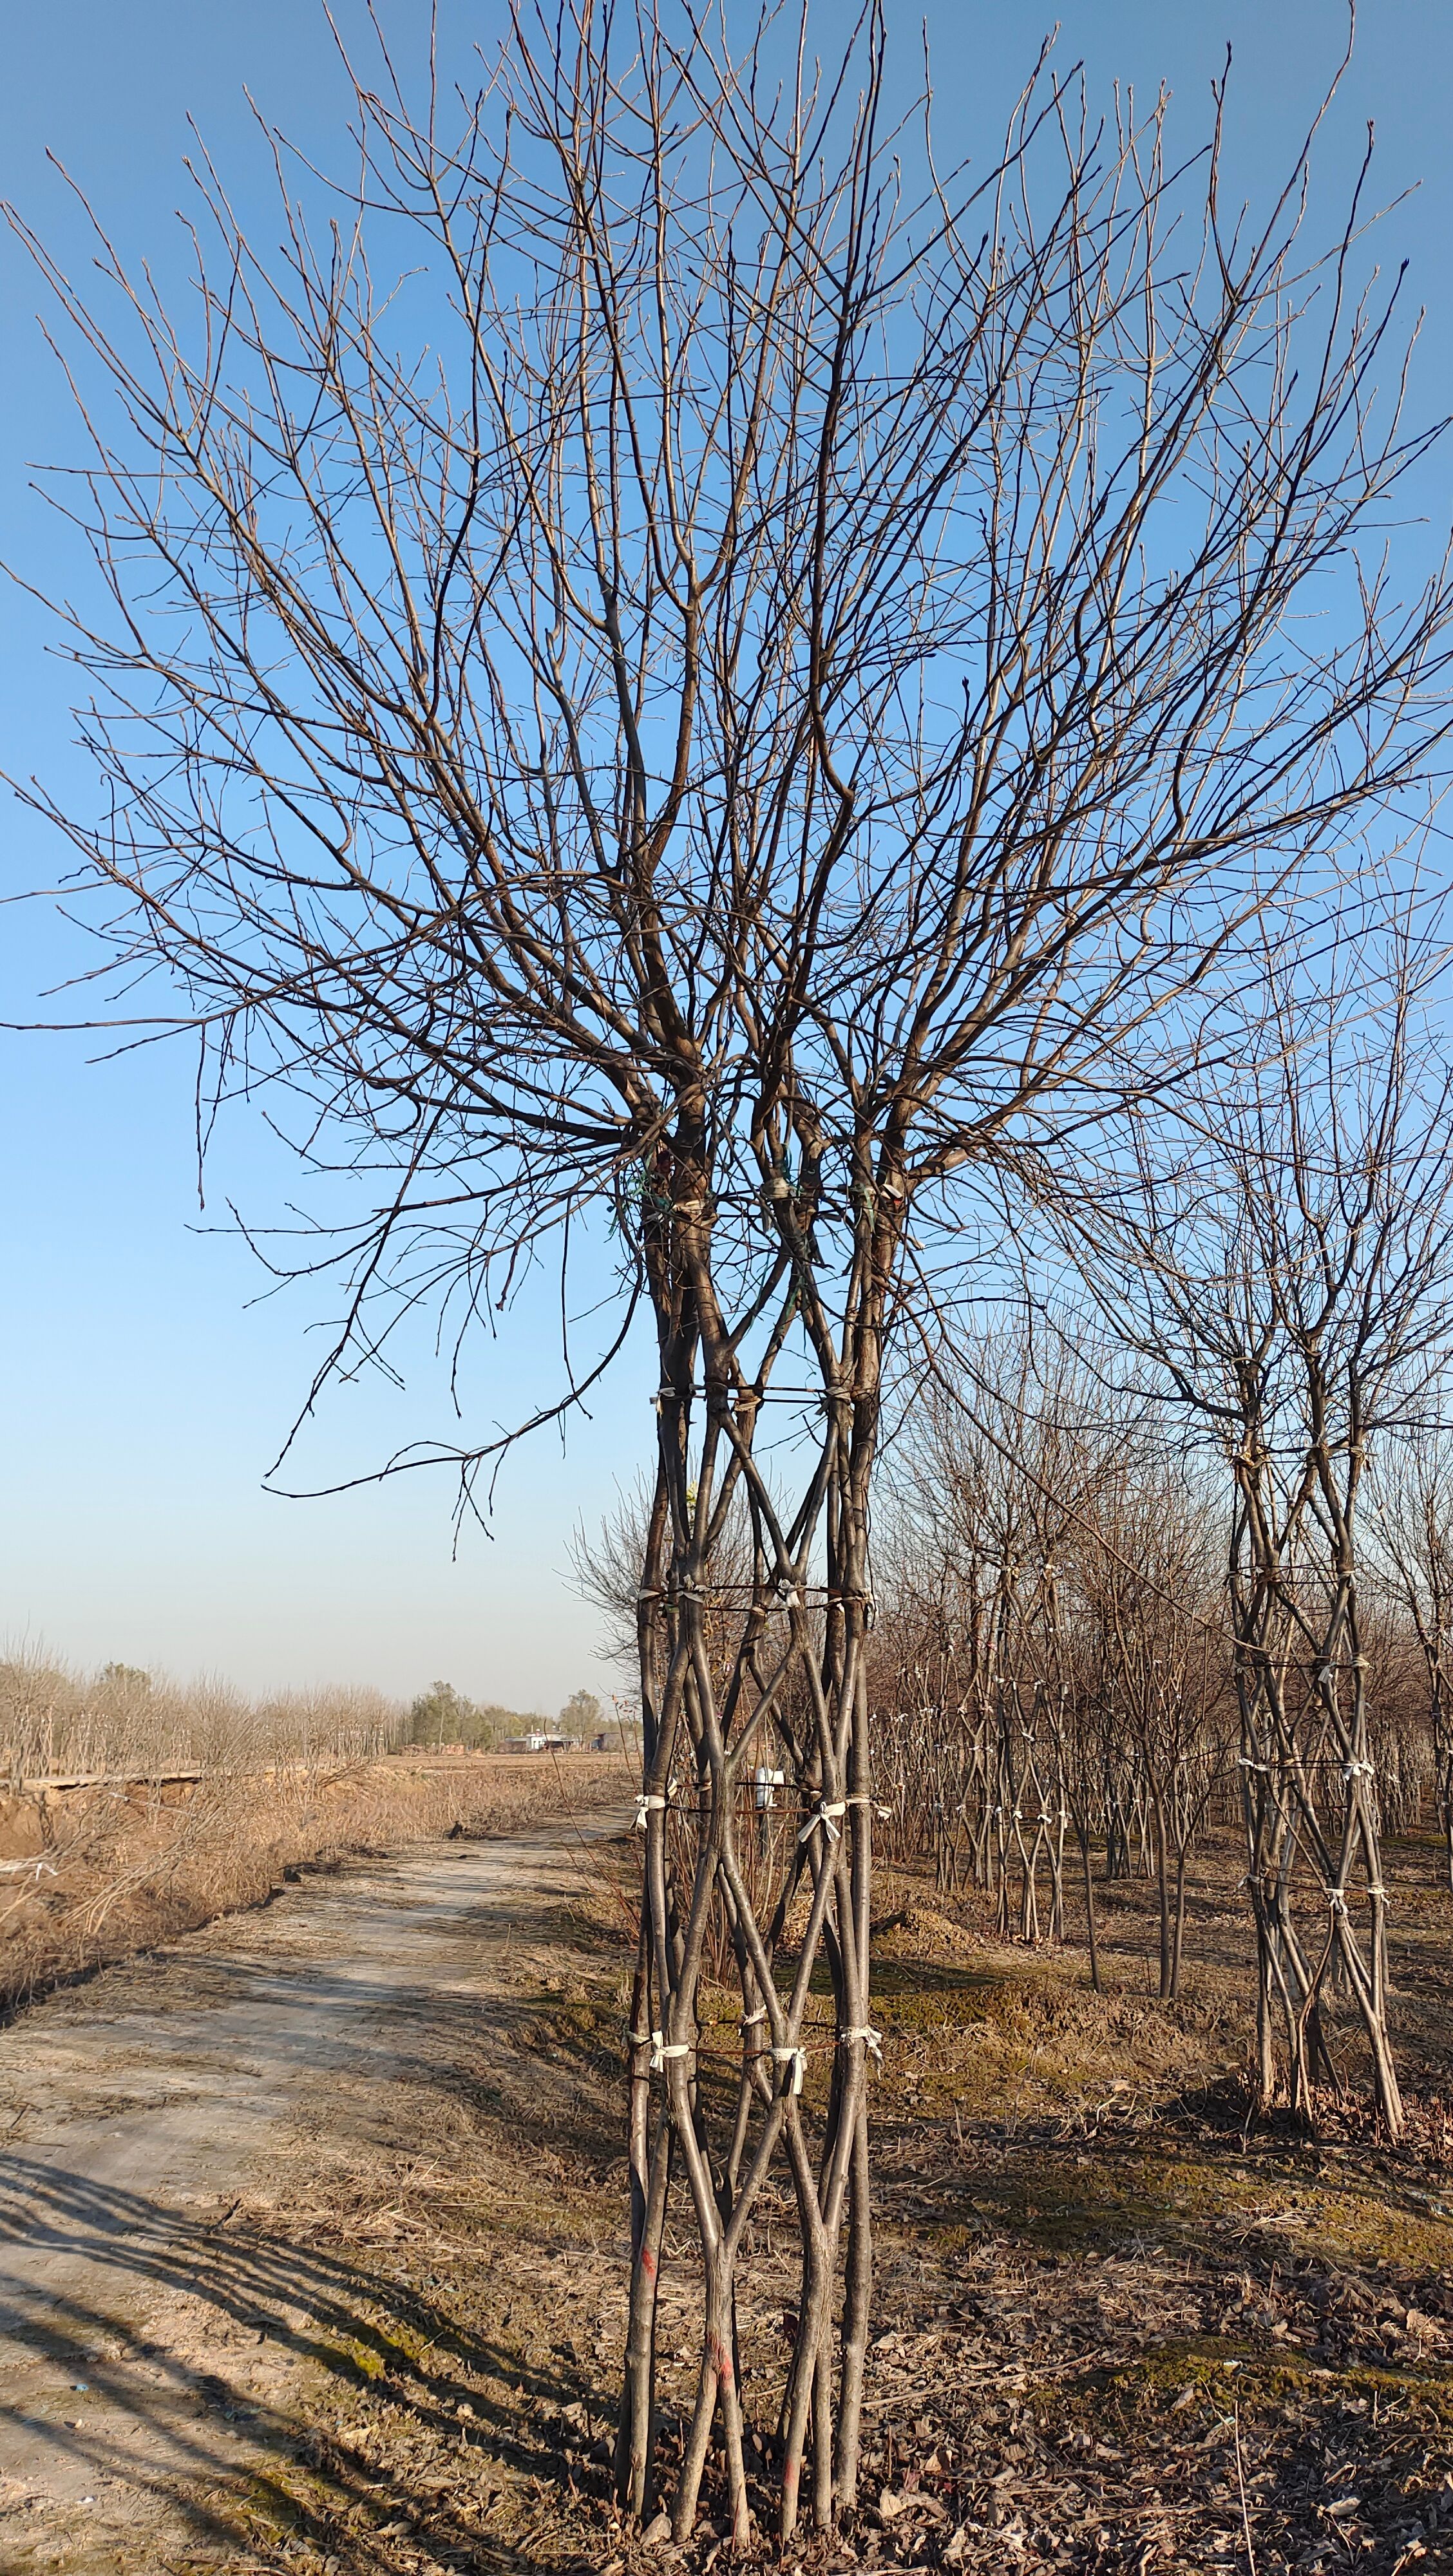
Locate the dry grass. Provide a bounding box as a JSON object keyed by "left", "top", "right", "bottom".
{"left": 0, "top": 1750, "right": 623, "bottom": 2011}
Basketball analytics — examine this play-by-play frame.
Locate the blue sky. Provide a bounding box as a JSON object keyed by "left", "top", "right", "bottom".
{"left": 2, "top": 1, "right": 1450, "bottom": 1705}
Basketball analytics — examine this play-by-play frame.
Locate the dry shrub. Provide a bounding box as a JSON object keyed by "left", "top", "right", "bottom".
{"left": 0, "top": 1643, "right": 403, "bottom": 1781}
{"left": 0, "top": 1750, "right": 623, "bottom": 2011}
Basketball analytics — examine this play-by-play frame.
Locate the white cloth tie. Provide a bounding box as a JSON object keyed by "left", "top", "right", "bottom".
{"left": 839, "top": 2024, "right": 884, "bottom": 2063}
{"left": 772, "top": 2044, "right": 806, "bottom": 2095}
{"left": 799, "top": 1798, "right": 847, "bottom": 1846}
{"left": 648, "top": 2030, "right": 694, "bottom": 2073}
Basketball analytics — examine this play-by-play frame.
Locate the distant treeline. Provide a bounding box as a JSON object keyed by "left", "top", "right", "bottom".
{"left": 401, "top": 1681, "right": 603, "bottom": 1749}
{"left": 0, "top": 1656, "right": 608, "bottom": 1782}
{"left": 0, "top": 1651, "right": 399, "bottom": 1783}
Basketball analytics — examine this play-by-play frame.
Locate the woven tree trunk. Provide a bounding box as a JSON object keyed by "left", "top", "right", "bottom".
{"left": 1233, "top": 1558, "right": 1402, "bottom": 2135}
{"left": 616, "top": 1182, "right": 891, "bottom": 2543}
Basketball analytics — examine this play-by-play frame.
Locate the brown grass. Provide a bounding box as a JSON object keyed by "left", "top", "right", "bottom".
{"left": 0, "top": 1749, "right": 625, "bottom": 2012}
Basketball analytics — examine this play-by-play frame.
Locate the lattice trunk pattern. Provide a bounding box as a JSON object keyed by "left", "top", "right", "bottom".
{"left": 614, "top": 1343, "right": 882, "bottom": 2544}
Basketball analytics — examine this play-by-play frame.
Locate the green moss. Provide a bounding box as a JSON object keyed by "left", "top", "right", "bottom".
{"left": 314, "top": 2333, "right": 388, "bottom": 2383}
{"left": 242, "top": 2469, "right": 306, "bottom": 2527}
{"left": 873, "top": 1978, "right": 1004, "bottom": 2022}
{"left": 1056, "top": 2337, "right": 1453, "bottom": 2427}
{"left": 873, "top": 2126, "right": 1453, "bottom": 2286}
{"left": 872, "top": 1961, "right": 1009, "bottom": 2002}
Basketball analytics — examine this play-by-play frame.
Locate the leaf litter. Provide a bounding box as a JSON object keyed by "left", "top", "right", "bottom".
{"left": 211, "top": 1833, "right": 1453, "bottom": 2576}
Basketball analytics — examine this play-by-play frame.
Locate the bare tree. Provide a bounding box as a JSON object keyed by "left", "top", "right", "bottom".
{"left": 879, "top": 1340, "right": 1126, "bottom": 1944}
{"left": 1371, "top": 1438, "right": 1453, "bottom": 1891}
{"left": 876, "top": 1340, "right": 1232, "bottom": 1995}
{"left": 10, "top": 1, "right": 1453, "bottom": 2533}
{"left": 1070, "top": 922, "right": 1453, "bottom": 2136}
{"left": 1072, "top": 1466, "right": 1229, "bottom": 2000}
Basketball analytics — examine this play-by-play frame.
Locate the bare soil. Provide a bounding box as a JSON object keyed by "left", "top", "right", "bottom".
{"left": 1, "top": 1815, "right": 1450, "bottom": 2576}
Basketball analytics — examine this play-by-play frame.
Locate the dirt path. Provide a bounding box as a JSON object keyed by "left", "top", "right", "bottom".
{"left": 0, "top": 1806, "right": 625, "bottom": 2574}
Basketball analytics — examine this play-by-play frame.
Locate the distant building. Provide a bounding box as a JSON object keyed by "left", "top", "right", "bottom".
{"left": 500, "top": 1732, "right": 577, "bottom": 1754}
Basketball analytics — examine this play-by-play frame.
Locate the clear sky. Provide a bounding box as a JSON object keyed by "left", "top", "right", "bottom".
{"left": 3, "top": 1, "right": 1450, "bottom": 1707}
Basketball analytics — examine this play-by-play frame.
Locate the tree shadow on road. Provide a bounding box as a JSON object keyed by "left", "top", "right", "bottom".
{"left": 0, "top": 2145, "right": 602, "bottom": 2572}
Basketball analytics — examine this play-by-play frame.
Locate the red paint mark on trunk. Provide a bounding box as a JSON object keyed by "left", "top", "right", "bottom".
{"left": 640, "top": 2246, "right": 656, "bottom": 2278}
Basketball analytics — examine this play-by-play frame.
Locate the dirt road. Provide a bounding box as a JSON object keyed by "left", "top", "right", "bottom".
{"left": 0, "top": 1808, "right": 625, "bottom": 2574}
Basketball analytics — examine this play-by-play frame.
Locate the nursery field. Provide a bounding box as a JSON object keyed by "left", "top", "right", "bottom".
{"left": 1, "top": 1803, "right": 1449, "bottom": 2576}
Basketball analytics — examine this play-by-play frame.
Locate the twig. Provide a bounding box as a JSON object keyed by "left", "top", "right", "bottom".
{"left": 1233, "top": 2403, "right": 1258, "bottom": 2576}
